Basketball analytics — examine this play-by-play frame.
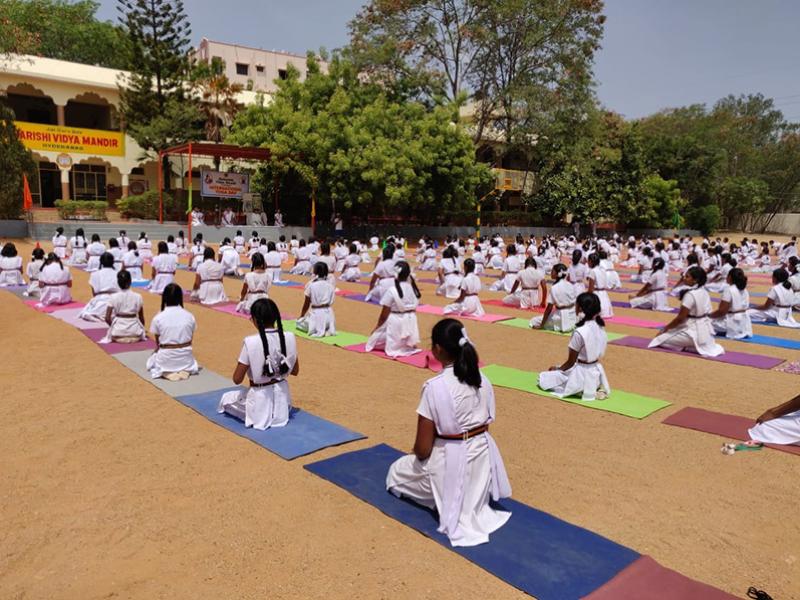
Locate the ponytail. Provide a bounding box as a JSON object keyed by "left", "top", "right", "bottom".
{"left": 431, "top": 318, "right": 481, "bottom": 388}
{"left": 394, "top": 260, "right": 420, "bottom": 299}
{"left": 250, "top": 298, "right": 289, "bottom": 378}
{"left": 575, "top": 292, "right": 604, "bottom": 328}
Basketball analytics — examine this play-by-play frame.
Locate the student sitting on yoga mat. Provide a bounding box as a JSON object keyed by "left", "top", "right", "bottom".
{"left": 218, "top": 298, "right": 299, "bottom": 430}
{"left": 386, "top": 318, "right": 512, "bottom": 547}
{"left": 296, "top": 261, "right": 336, "bottom": 337}
{"left": 146, "top": 283, "right": 200, "bottom": 381}
{"left": 236, "top": 252, "right": 270, "bottom": 315}
{"left": 191, "top": 247, "right": 228, "bottom": 306}
{"left": 101, "top": 270, "right": 145, "bottom": 344}
{"left": 365, "top": 260, "right": 421, "bottom": 357}
{"left": 748, "top": 268, "right": 800, "bottom": 329}
{"left": 648, "top": 266, "right": 725, "bottom": 357}
{"left": 37, "top": 252, "right": 72, "bottom": 306}
{"left": 539, "top": 292, "right": 611, "bottom": 401}
{"left": 723, "top": 392, "right": 800, "bottom": 453}
{"left": 530, "top": 264, "right": 577, "bottom": 332}
{"left": 629, "top": 257, "right": 670, "bottom": 311}
{"left": 443, "top": 258, "right": 484, "bottom": 317}
{"left": 709, "top": 268, "right": 752, "bottom": 340}
{"left": 79, "top": 252, "right": 120, "bottom": 322}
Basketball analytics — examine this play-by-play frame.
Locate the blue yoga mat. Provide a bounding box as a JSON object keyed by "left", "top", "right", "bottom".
{"left": 131, "top": 280, "right": 151, "bottom": 288}
{"left": 305, "top": 444, "right": 640, "bottom": 600}
{"left": 175, "top": 386, "right": 367, "bottom": 460}
{"left": 715, "top": 333, "right": 800, "bottom": 350}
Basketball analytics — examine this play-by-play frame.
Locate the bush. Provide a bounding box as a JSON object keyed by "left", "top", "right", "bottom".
{"left": 54, "top": 200, "right": 108, "bottom": 220}
{"left": 117, "top": 190, "right": 175, "bottom": 220}
{"left": 686, "top": 204, "right": 721, "bottom": 236}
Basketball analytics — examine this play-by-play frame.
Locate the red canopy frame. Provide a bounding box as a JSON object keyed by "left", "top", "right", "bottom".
{"left": 158, "top": 142, "right": 305, "bottom": 239}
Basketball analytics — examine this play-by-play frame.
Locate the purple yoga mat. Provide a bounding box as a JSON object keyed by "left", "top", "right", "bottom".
{"left": 611, "top": 300, "right": 678, "bottom": 313}
{"left": 342, "top": 293, "right": 381, "bottom": 304}
{"left": 610, "top": 336, "right": 784, "bottom": 369}
{"left": 80, "top": 328, "right": 157, "bottom": 354}
{"left": 663, "top": 407, "right": 800, "bottom": 456}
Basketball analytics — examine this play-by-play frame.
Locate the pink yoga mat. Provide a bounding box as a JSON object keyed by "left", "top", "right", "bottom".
{"left": 24, "top": 299, "right": 84, "bottom": 313}
{"left": 582, "top": 555, "right": 739, "bottom": 600}
{"left": 342, "top": 343, "right": 433, "bottom": 370}
{"left": 80, "top": 328, "right": 157, "bottom": 354}
{"left": 335, "top": 289, "right": 359, "bottom": 297}
{"left": 415, "top": 304, "right": 513, "bottom": 323}
{"left": 662, "top": 407, "right": 800, "bottom": 456}
{"left": 211, "top": 303, "right": 248, "bottom": 319}
{"left": 606, "top": 315, "right": 664, "bottom": 329}
{"left": 610, "top": 336, "right": 785, "bottom": 369}
{"left": 482, "top": 299, "right": 544, "bottom": 312}
{"left": 47, "top": 308, "right": 107, "bottom": 330}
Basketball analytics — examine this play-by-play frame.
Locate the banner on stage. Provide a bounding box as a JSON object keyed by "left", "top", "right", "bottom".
{"left": 201, "top": 170, "right": 250, "bottom": 199}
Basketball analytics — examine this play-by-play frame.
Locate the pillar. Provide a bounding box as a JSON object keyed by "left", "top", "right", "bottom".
{"left": 121, "top": 172, "right": 130, "bottom": 198}
{"left": 60, "top": 167, "right": 70, "bottom": 201}
{"left": 56, "top": 105, "right": 65, "bottom": 127}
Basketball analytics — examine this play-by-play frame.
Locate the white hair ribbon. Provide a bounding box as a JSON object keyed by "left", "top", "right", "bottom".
{"left": 458, "top": 327, "right": 472, "bottom": 347}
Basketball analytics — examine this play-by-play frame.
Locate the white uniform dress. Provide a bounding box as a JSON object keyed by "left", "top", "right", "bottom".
{"left": 649, "top": 287, "right": 725, "bottom": 356}
{"left": 263, "top": 250, "right": 283, "bottom": 283}
{"left": 298, "top": 279, "right": 336, "bottom": 337}
{"left": 290, "top": 247, "right": 313, "bottom": 275}
{"left": 79, "top": 269, "right": 119, "bottom": 321}
{"left": 444, "top": 273, "right": 484, "bottom": 316}
{"left": 712, "top": 285, "right": 752, "bottom": 339}
{"left": 538, "top": 320, "right": 611, "bottom": 400}
{"left": 365, "top": 259, "right": 396, "bottom": 302}
{"left": 190, "top": 244, "right": 205, "bottom": 270}
{"left": 236, "top": 271, "right": 271, "bottom": 314}
{"left": 420, "top": 248, "right": 438, "bottom": 271}
{"left": 386, "top": 367, "right": 512, "bottom": 547}
{"left": 146, "top": 306, "right": 199, "bottom": 378}
{"left": 748, "top": 284, "right": 800, "bottom": 328}
{"left": 0, "top": 256, "right": 24, "bottom": 286}
{"left": 567, "top": 263, "right": 588, "bottom": 295}
{"left": 220, "top": 246, "right": 240, "bottom": 275}
{"left": 601, "top": 258, "right": 621, "bottom": 290}
{"left": 503, "top": 267, "right": 544, "bottom": 308}
{"left": 102, "top": 290, "right": 145, "bottom": 342}
{"left": 193, "top": 260, "right": 228, "bottom": 305}
{"left": 233, "top": 236, "right": 246, "bottom": 254}
{"left": 109, "top": 247, "right": 124, "bottom": 272}
{"left": 68, "top": 236, "right": 87, "bottom": 265}
{"left": 25, "top": 259, "right": 44, "bottom": 297}
{"left": 135, "top": 239, "right": 152, "bottom": 261}
{"left": 218, "top": 331, "right": 298, "bottom": 430}
{"left": 748, "top": 410, "right": 800, "bottom": 446}
{"left": 437, "top": 257, "right": 463, "bottom": 299}
{"left": 121, "top": 250, "right": 144, "bottom": 281}
{"left": 530, "top": 279, "right": 577, "bottom": 331}
{"left": 366, "top": 282, "right": 421, "bottom": 357}
{"left": 52, "top": 234, "right": 67, "bottom": 259}
{"left": 85, "top": 242, "right": 106, "bottom": 272}
{"left": 38, "top": 263, "right": 72, "bottom": 305}
{"left": 490, "top": 256, "right": 521, "bottom": 292}
{"left": 148, "top": 254, "right": 177, "bottom": 294}
{"left": 630, "top": 269, "right": 670, "bottom": 311}
{"left": 587, "top": 266, "right": 613, "bottom": 318}
{"left": 341, "top": 254, "right": 362, "bottom": 281}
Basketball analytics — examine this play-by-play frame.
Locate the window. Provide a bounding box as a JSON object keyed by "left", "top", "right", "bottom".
{"left": 256, "top": 65, "right": 265, "bottom": 73}
{"left": 130, "top": 167, "right": 145, "bottom": 175}
{"left": 235, "top": 63, "right": 249, "bottom": 76}
{"left": 72, "top": 164, "right": 107, "bottom": 200}
{"left": 278, "top": 69, "right": 287, "bottom": 80}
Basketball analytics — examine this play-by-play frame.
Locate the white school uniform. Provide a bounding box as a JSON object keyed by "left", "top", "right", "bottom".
{"left": 277, "top": 241, "right": 289, "bottom": 263}
{"left": 102, "top": 290, "right": 145, "bottom": 342}
{"left": 68, "top": 236, "right": 87, "bottom": 264}
{"left": 136, "top": 238, "right": 153, "bottom": 261}
{"left": 109, "top": 247, "right": 124, "bottom": 272}
{"left": 146, "top": 306, "right": 199, "bottom": 378}
{"left": 490, "top": 256, "right": 521, "bottom": 292}
{"left": 530, "top": 279, "right": 577, "bottom": 331}
{"left": 25, "top": 259, "right": 44, "bottom": 297}
{"left": 220, "top": 245, "right": 240, "bottom": 275}
{"left": 706, "top": 263, "right": 732, "bottom": 294}
{"left": 318, "top": 255, "right": 337, "bottom": 285}
{"left": 420, "top": 248, "right": 438, "bottom": 271}
{"left": 175, "top": 237, "right": 188, "bottom": 255}
{"left": 0, "top": 256, "right": 24, "bottom": 286}
{"left": 437, "top": 257, "right": 463, "bottom": 299}
{"left": 649, "top": 287, "right": 725, "bottom": 356}
{"left": 748, "top": 411, "right": 800, "bottom": 446}
{"left": 193, "top": 260, "right": 228, "bottom": 305}
{"left": 236, "top": 271, "right": 271, "bottom": 314}
{"left": 264, "top": 250, "right": 283, "bottom": 282}
{"left": 503, "top": 267, "right": 544, "bottom": 308}
{"left": 116, "top": 236, "right": 130, "bottom": 249}
{"left": 190, "top": 244, "right": 205, "bottom": 270}
{"left": 538, "top": 320, "right": 611, "bottom": 400}
{"left": 601, "top": 258, "right": 621, "bottom": 290}
{"left": 632, "top": 255, "right": 653, "bottom": 284}
{"left": 148, "top": 253, "right": 177, "bottom": 294}
{"left": 38, "top": 263, "right": 72, "bottom": 305}
{"left": 749, "top": 284, "right": 800, "bottom": 328}
{"left": 167, "top": 242, "right": 178, "bottom": 256}
{"left": 333, "top": 245, "right": 348, "bottom": 272}
{"left": 233, "top": 235, "right": 246, "bottom": 253}
{"left": 52, "top": 234, "right": 67, "bottom": 259}
{"left": 487, "top": 247, "right": 503, "bottom": 269}
{"left": 121, "top": 250, "right": 144, "bottom": 281}
{"left": 370, "top": 236, "right": 379, "bottom": 251}
{"left": 630, "top": 269, "right": 670, "bottom": 311}
{"left": 85, "top": 242, "right": 106, "bottom": 272}
{"left": 386, "top": 367, "right": 511, "bottom": 547}
{"left": 567, "top": 263, "right": 588, "bottom": 295}
{"left": 587, "top": 266, "right": 613, "bottom": 318}
{"left": 365, "top": 259, "right": 396, "bottom": 302}
{"left": 365, "top": 282, "right": 421, "bottom": 357}
{"left": 340, "top": 254, "right": 363, "bottom": 282}
{"left": 712, "top": 285, "right": 752, "bottom": 339}
{"left": 444, "top": 273, "right": 484, "bottom": 316}
{"left": 218, "top": 332, "right": 298, "bottom": 430}
{"left": 290, "top": 246, "right": 313, "bottom": 275}
{"left": 298, "top": 278, "right": 336, "bottom": 337}
{"left": 79, "top": 268, "right": 120, "bottom": 321}
{"left": 471, "top": 250, "right": 486, "bottom": 275}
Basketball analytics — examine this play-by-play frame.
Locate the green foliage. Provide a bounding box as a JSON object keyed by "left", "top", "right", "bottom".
{"left": 0, "top": 0, "right": 131, "bottom": 68}
{"left": 686, "top": 205, "right": 721, "bottom": 236}
{"left": 117, "top": 190, "right": 174, "bottom": 220}
{"left": 54, "top": 200, "right": 108, "bottom": 220}
{"left": 0, "top": 100, "right": 35, "bottom": 219}
{"left": 716, "top": 176, "right": 768, "bottom": 226}
{"left": 227, "top": 55, "right": 493, "bottom": 221}
{"left": 637, "top": 175, "right": 685, "bottom": 228}
{"left": 189, "top": 57, "right": 244, "bottom": 144}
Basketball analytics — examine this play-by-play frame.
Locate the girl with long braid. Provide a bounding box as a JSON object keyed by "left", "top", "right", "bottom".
{"left": 365, "top": 260, "right": 422, "bottom": 357}
{"left": 146, "top": 284, "right": 200, "bottom": 380}
{"left": 218, "top": 298, "right": 299, "bottom": 430}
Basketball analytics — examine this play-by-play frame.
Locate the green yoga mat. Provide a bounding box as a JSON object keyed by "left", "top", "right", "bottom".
{"left": 496, "top": 318, "right": 626, "bottom": 342}
{"left": 482, "top": 364, "right": 670, "bottom": 419}
{"left": 283, "top": 321, "right": 368, "bottom": 347}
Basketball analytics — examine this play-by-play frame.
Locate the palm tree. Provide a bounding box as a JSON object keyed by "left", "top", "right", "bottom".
{"left": 191, "top": 57, "right": 243, "bottom": 167}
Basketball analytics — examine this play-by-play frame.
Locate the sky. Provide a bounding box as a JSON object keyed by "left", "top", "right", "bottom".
{"left": 96, "top": 0, "right": 800, "bottom": 120}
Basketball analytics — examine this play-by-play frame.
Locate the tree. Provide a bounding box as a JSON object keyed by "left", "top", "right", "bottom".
{"left": 227, "top": 55, "right": 493, "bottom": 223}
{"left": 0, "top": 99, "right": 36, "bottom": 219}
{"left": 117, "top": 0, "right": 200, "bottom": 189}
{"left": 0, "top": 0, "right": 131, "bottom": 69}
{"left": 190, "top": 57, "right": 244, "bottom": 145}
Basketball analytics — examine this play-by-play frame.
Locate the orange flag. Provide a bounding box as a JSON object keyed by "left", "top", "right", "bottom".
{"left": 23, "top": 173, "right": 33, "bottom": 211}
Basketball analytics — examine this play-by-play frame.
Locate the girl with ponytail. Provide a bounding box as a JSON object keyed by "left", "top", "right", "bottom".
{"left": 68, "top": 227, "right": 87, "bottom": 265}
{"left": 296, "top": 262, "right": 336, "bottom": 337}
{"left": 122, "top": 241, "right": 144, "bottom": 281}
{"left": 567, "top": 248, "right": 588, "bottom": 295}
{"left": 530, "top": 263, "right": 577, "bottom": 332}
{"left": 748, "top": 268, "right": 800, "bottom": 328}
{"left": 386, "top": 318, "right": 512, "bottom": 547}
{"left": 539, "top": 292, "right": 611, "bottom": 401}
{"left": 709, "top": 268, "right": 753, "bottom": 339}
{"left": 443, "top": 258, "right": 485, "bottom": 317}
{"left": 630, "top": 257, "right": 670, "bottom": 311}
{"left": 218, "top": 298, "right": 299, "bottom": 430}
{"left": 365, "top": 244, "right": 398, "bottom": 303}
{"left": 146, "top": 283, "right": 201, "bottom": 380}
{"left": 365, "top": 260, "right": 421, "bottom": 357}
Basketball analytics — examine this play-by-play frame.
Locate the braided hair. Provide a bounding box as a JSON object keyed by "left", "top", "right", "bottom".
{"left": 250, "top": 298, "right": 289, "bottom": 378}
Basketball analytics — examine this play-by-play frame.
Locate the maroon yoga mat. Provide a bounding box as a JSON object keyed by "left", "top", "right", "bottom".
{"left": 663, "top": 407, "right": 800, "bottom": 456}
{"left": 80, "top": 328, "right": 157, "bottom": 354}
{"left": 582, "top": 555, "right": 739, "bottom": 599}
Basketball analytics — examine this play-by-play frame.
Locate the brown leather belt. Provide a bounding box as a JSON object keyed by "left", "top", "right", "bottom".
{"left": 578, "top": 359, "right": 598, "bottom": 365}
{"left": 247, "top": 290, "right": 268, "bottom": 295}
{"left": 249, "top": 379, "right": 282, "bottom": 388}
{"left": 115, "top": 312, "right": 139, "bottom": 318}
{"left": 391, "top": 309, "right": 416, "bottom": 314}
{"left": 94, "top": 290, "right": 113, "bottom": 295}
{"left": 774, "top": 304, "right": 792, "bottom": 308}
{"left": 463, "top": 293, "right": 478, "bottom": 297}
{"left": 158, "top": 270, "right": 176, "bottom": 275}
{"left": 203, "top": 278, "right": 224, "bottom": 283}
{"left": 688, "top": 314, "right": 709, "bottom": 319}
{"left": 312, "top": 303, "right": 331, "bottom": 309}
{"left": 0, "top": 267, "right": 22, "bottom": 272}
{"left": 437, "top": 424, "right": 489, "bottom": 441}
{"left": 42, "top": 282, "right": 69, "bottom": 287}
{"left": 556, "top": 304, "right": 573, "bottom": 309}
{"left": 728, "top": 309, "right": 747, "bottom": 314}
{"left": 159, "top": 341, "right": 192, "bottom": 349}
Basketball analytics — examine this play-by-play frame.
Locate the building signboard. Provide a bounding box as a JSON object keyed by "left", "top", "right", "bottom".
{"left": 15, "top": 121, "right": 125, "bottom": 157}
{"left": 201, "top": 170, "right": 250, "bottom": 199}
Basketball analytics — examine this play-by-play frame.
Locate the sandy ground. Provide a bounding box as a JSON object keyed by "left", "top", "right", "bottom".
{"left": 2, "top": 237, "right": 799, "bottom": 600}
